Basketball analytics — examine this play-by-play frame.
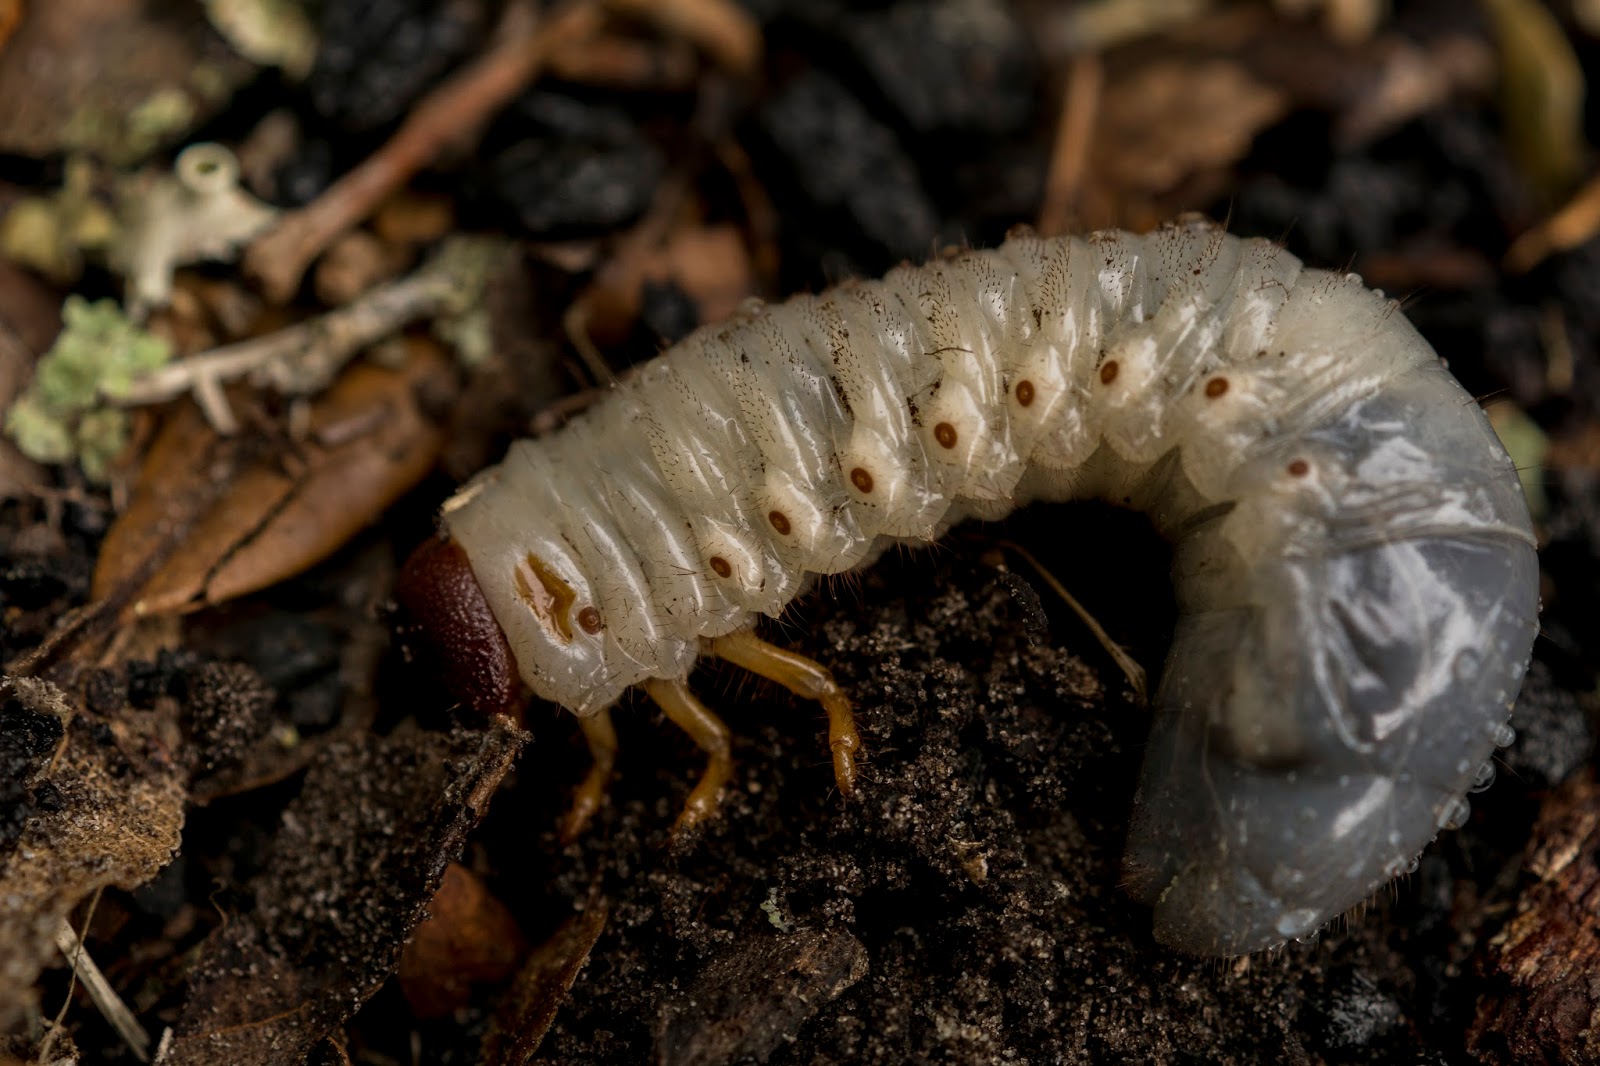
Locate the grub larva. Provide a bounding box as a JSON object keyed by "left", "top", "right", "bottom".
{"left": 398, "top": 217, "right": 1540, "bottom": 956}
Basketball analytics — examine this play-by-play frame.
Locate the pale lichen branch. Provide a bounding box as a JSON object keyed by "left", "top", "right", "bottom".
{"left": 116, "top": 236, "right": 510, "bottom": 433}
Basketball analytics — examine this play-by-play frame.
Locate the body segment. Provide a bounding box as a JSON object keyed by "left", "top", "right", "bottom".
{"left": 431, "top": 219, "right": 1540, "bottom": 954}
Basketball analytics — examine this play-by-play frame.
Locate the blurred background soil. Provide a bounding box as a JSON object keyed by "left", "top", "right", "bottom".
{"left": 2, "top": 0, "right": 1600, "bottom": 1063}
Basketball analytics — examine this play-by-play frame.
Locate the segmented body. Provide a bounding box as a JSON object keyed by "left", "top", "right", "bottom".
{"left": 441, "top": 218, "right": 1540, "bottom": 954}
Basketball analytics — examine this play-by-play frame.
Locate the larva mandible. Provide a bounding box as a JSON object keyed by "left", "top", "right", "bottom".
{"left": 398, "top": 217, "right": 1540, "bottom": 957}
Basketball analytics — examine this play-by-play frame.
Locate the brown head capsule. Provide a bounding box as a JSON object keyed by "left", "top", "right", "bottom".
{"left": 396, "top": 534, "right": 524, "bottom": 719}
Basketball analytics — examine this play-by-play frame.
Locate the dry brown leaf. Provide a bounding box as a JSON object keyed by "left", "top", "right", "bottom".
{"left": 371, "top": 191, "right": 456, "bottom": 249}
{"left": 544, "top": 31, "right": 699, "bottom": 91}
{"left": 579, "top": 223, "right": 756, "bottom": 350}
{"left": 0, "top": 675, "right": 186, "bottom": 1034}
{"left": 0, "top": 306, "right": 48, "bottom": 502}
{"left": 603, "top": 0, "right": 761, "bottom": 77}
{"left": 399, "top": 862, "right": 528, "bottom": 1019}
{"left": 0, "top": 0, "right": 251, "bottom": 163}
{"left": 0, "top": 256, "right": 62, "bottom": 356}
{"left": 93, "top": 337, "right": 455, "bottom": 615}
{"left": 479, "top": 903, "right": 609, "bottom": 1066}
{"left": 162, "top": 718, "right": 528, "bottom": 1066}
{"left": 313, "top": 231, "right": 409, "bottom": 306}
{"left": 1084, "top": 55, "right": 1289, "bottom": 228}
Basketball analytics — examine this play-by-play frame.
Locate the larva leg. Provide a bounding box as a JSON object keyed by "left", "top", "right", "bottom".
{"left": 643, "top": 677, "right": 734, "bottom": 832}
{"left": 560, "top": 707, "right": 618, "bottom": 842}
{"left": 708, "top": 630, "right": 862, "bottom": 797}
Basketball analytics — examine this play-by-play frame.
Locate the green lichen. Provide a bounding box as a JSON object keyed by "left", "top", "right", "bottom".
{"left": 5, "top": 395, "right": 75, "bottom": 465}
{"left": 760, "top": 887, "right": 794, "bottom": 932}
{"left": 0, "top": 158, "right": 119, "bottom": 285}
{"left": 1489, "top": 401, "right": 1549, "bottom": 522}
{"left": 4, "top": 296, "right": 173, "bottom": 482}
{"left": 75, "top": 408, "right": 132, "bottom": 484}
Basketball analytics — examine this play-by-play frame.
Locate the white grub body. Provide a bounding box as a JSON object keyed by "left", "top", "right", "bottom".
{"left": 442, "top": 218, "right": 1540, "bottom": 954}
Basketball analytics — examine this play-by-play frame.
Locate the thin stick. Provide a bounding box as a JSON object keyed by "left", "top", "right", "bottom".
{"left": 47, "top": 905, "right": 152, "bottom": 1062}
{"left": 244, "top": 0, "right": 602, "bottom": 303}
{"left": 996, "top": 539, "right": 1148, "bottom": 704}
{"left": 1038, "top": 52, "right": 1103, "bottom": 238}
{"left": 1505, "top": 167, "right": 1600, "bottom": 273}
{"left": 602, "top": 0, "right": 761, "bottom": 76}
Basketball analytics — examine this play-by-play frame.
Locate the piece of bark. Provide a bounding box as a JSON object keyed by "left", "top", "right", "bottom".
{"left": 1468, "top": 768, "right": 1600, "bottom": 1065}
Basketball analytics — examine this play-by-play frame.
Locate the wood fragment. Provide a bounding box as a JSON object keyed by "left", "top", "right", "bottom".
{"left": 243, "top": 0, "right": 602, "bottom": 304}
{"left": 1467, "top": 768, "right": 1600, "bottom": 1065}
{"left": 1505, "top": 170, "right": 1600, "bottom": 273}
{"left": 54, "top": 915, "right": 151, "bottom": 1063}
{"left": 1038, "top": 52, "right": 1103, "bottom": 237}
{"left": 601, "top": 0, "right": 761, "bottom": 77}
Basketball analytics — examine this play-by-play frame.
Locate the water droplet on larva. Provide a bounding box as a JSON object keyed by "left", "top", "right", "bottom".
{"left": 1493, "top": 723, "right": 1517, "bottom": 748}
{"left": 1438, "top": 796, "right": 1472, "bottom": 831}
{"left": 1470, "top": 761, "right": 1498, "bottom": 793}
{"left": 1274, "top": 909, "right": 1321, "bottom": 939}
{"left": 1406, "top": 856, "right": 1420, "bottom": 874}
{"left": 1452, "top": 649, "right": 1482, "bottom": 682}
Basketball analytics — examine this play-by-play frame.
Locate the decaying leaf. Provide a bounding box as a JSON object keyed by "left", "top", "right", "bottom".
{"left": 0, "top": 675, "right": 186, "bottom": 1035}
{"left": 0, "top": 0, "right": 252, "bottom": 164}
{"left": 654, "top": 928, "right": 871, "bottom": 1066}
{"left": 573, "top": 223, "right": 757, "bottom": 352}
{"left": 1085, "top": 53, "right": 1289, "bottom": 227}
{"left": 399, "top": 862, "right": 528, "bottom": 1019}
{"left": 93, "top": 337, "right": 455, "bottom": 615}
{"left": 479, "top": 903, "right": 609, "bottom": 1066}
{"left": 161, "top": 718, "right": 528, "bottom": 1066}
{"left": 0, "top": 0, "right": 21, "bottom": 51}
